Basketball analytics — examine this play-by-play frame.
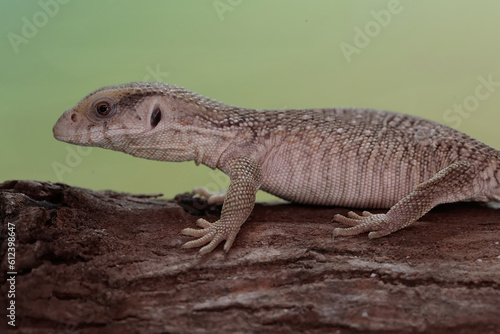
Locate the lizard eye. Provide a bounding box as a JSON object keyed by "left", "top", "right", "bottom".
{"left": 95, "top": 101, "right": 111, "bottom": 116}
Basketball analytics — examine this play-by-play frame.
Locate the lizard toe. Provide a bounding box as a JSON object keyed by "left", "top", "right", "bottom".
{"left": 333, "top": 226, "right": 363, "bottom": 237}
{"left": 368, "top": 230, "right": 392, "bottom": 239}
{"left": 181, "top": 220, "right": 241, "bottom": 254}
{"left": 182, "top": 233, "right": 215, "bottom": 249}
{"left": 199, "top": 235, "right": 225, "bottom": 254}
{"left": 332, "top": 214, "right": 362, "bottom": 227}
{"left": 192, "top": 187, "right": 226, "bottom": 205}
{"left": 196, "top": 218, "right": 212, "bottom": 228}
{"left": 347, "top": 211, "right": 371, "bottom": 219}
{"left": 180, "top": 226, "right": 210, "bottom": 238}
{"left": 223, "top": 233, "right": 238, "bottom": 252}
{"left": 332, "top": 224, "right": 374, "bottom": 237}
{"left": 347, "top": 211, "right": 360, "bottom": 219}
{"left": 333, "top": 213, "right": 390, "bottom": 237}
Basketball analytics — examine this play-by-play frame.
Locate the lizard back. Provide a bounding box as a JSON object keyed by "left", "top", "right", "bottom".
{"left": 244, "top": 107, "right": 499, "bottom": 207}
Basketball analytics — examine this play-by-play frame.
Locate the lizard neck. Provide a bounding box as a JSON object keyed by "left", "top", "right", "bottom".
{"left": 112, "top": 120, "right": 238, "bottom": 167}
{"left": 166, "top": 100, "right": 260, "bottom": 170}
{"left": 192, "top": 126, "right": 238, "bottom": 169}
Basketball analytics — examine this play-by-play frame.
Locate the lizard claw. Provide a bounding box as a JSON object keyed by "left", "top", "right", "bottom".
{"left": 332, "top": 211, "right": 393, "bottom": 238}
{"left": 180, "top": 218, "right": 239, "bottom": 254}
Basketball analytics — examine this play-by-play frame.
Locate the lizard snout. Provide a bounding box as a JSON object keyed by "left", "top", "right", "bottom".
{"left": 53, "top": 108, "right": 77, "bottom": 142}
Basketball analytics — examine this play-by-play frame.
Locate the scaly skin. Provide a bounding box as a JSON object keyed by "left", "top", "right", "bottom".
{"left": 53, "top": 82, "right": 500, "bottom": 254}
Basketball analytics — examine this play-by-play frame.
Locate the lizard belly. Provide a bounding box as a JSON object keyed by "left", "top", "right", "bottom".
{"left": 260, "top": 162, "right": 408, "bottom": 209}
{"left": 259, "top": 140, "right": 426, "bottom": 209}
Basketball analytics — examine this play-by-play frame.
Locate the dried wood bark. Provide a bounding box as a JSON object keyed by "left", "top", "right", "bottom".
{"left": 1, "top": 180, "right": 499, "bottom": 333}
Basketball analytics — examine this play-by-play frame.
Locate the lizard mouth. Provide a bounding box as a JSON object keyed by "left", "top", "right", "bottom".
{"left": 128, "top": 145, "right": 185, "bottom": 152}
{"left": 52, "top": 123, "right": 82, "bottom": 144}
{"left": 52, "top": 131, "right": 97, "bottom": 146}
{"left": 52, "top": 120, "right": 100, "bottom": 144}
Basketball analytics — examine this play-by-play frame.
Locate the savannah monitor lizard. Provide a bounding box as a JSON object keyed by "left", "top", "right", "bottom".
{"left": 53, "top": 82, "right": 500, "bottom": 254}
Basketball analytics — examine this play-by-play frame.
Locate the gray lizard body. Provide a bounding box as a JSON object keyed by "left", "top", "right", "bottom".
{"left": 53, "top": 82, "right": 500, "bottom": 253}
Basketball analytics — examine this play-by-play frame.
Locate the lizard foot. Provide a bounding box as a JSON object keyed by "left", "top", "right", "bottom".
{"left": 180, "top": 218, "right": 239, "bottom": 254}
{"left": 192, "top": 187, "right": 227, "bottom": 205}
{"left": 332, "top": 211, "right": 394, "bottom": 239}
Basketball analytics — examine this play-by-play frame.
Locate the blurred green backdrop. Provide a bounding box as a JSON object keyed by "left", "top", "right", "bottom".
{"left": 1, "top": 0, "right": 500, "bottom": 201}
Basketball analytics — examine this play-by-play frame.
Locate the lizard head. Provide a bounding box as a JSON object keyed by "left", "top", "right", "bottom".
{"left": 53, "top": 82, "right": 168, "bottom": 146}
{"left": 53, "top": 82, "right": 208, "bottom": 161}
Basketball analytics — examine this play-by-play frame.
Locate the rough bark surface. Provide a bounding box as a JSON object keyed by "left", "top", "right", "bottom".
{"left": 1, "top": 180, "right": 500, "bottom": 334}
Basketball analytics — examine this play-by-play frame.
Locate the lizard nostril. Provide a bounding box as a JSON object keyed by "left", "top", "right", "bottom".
{"left": 151, "top": 107, "right": 161, "bottom": 128}
{"left": 71, "top": 113, "right": 77, "bottom": 122}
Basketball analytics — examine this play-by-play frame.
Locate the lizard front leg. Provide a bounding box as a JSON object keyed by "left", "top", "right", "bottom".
{"left": 333, "top": 161, "right": 477, "bottom": 238}
{"left": 181, "top": 157, "right": 262, "bottom": 254}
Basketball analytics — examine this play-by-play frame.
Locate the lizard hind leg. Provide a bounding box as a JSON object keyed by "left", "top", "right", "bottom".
{"left": 332, "top": 161, "right": 478, "bottom": 239}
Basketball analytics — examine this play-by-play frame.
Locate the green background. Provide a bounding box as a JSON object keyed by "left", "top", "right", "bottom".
{"left": 1, "top": 0, "right": 500, "bottom": 201}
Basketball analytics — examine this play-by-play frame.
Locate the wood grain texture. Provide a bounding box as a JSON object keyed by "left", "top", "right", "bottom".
{"left": 1, "top": 180, "right": 500, "bottom": 333}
